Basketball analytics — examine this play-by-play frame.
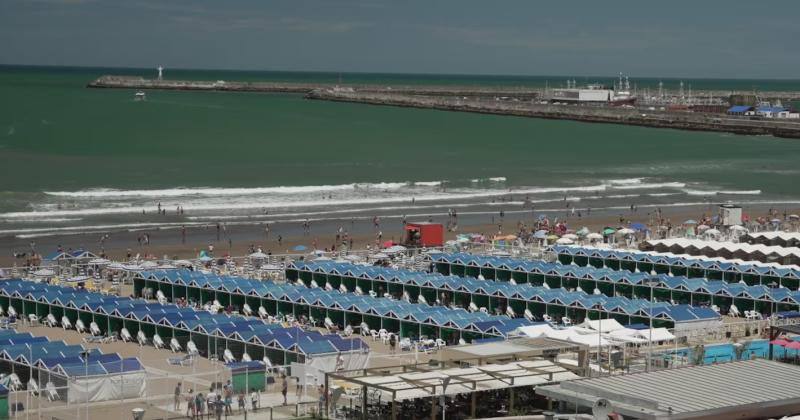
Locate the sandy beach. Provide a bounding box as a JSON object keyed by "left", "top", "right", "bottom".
{"left": 1, "top": 201, "right": 794, "bottom": 267}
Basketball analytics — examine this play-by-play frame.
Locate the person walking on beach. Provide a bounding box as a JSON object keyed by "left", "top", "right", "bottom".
{"left": 186, "top": 389, "right": 195, "bottom": 418}
{"left": 174, "top": 382, "right": 182, "bottom": 410}
{"left": 281, "top": 374, "right": 288, "bottom": 405}
{"left": 216, "top": 223, "right": 221, "bottom": 241}
{"left": 278, "top": 235, "right": 283, "bottom": 246}
{"left": 251, "top": 387, "right": 260, "bottom": 411}
{"left": 195, "top": 392, "right": 204, "bottom": 419}
{"left": 223, "top": 380, "right": 233, "bottom": 415}
{"left": 181, "top": 226, "right": 186, "bottom": 244}
{"left": 237, "top": 391, "right": 245, "bottom": 413}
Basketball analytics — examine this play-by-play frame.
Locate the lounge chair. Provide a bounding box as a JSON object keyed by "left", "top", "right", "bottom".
{"left": 542, "top": 314, "right": 553, "bottom": 323}
{"left": 45, "top": 314, "right": 58, "bottom": 327}
{"left": 402, "top": 291, "right": 411, "bottom": 303}
{"left": 354, "top": 286, "right": 364, "bottom": 296}
{"left": 506, "top": 306, "right": 516, "bottom": 318}
{"left": 339, "top": 284, "right": 348, "bottom": 294}
{"left": 458, "top": 338, "right": 467, "bottom": 345}
{"left": 368, "top": 290, "right": 377, "bottom": 298}
{"left": 90, "top": 322, "right": 102, "bottom": 336}
{"left": 153, "top": 333, "right": 165, "bottom": 349}
{"left": 258, "top": 306, "right": 268, "bottom": 319}
{"left": 263, "top": 356, "right": 273, "bottom": 369}
{"left": 242, "top": 304, "right": 253, "bottom": 316}
{"left": 75, "top": 319, "right": 86, "bottom": 333}
{"left": 324, "top": 317, "right": 335, "bottom": 331}
{"left": 417, "top": 295, "right": 428, "bottom": 305}
{"left": 399, "top": 337, "right": 412, "bottom": 351}
{"left": 370, "top": 329, "right": 379, "bottom": 341}
{"left": 563, "top": 316, "right": 573, "bottom": 326}
{"left": 524, "top": 309, "right": 534, "bottom": 321}
{"left": 360, "top": 322, "right": 370, "bottom": 336}
{"left": 7, "top": 307, "right": 16, "bottom": 318}
{"left": 187, "top": 341, "right": 199, "bottom": 356}
{"left": 469, "top": 302, "right": 479, "bottom": 312}
{"left": 0, "top": 306, "right": 4, "bottom": 317}
{"left": 168, "top": 354, "right": 194, "bottom": 367}
{"left": 45, "top": 381, "right": 59, "bottom": 401}
{"left": 435, "top": 338, "right": 446, "bottom": 349}
{"left": 156, "top": 290, "right": 168, "bottom": 304}
{"left": 61, "top": 316, "right": 72, "bottom": 330}
{"left": 241, "top": 352, "right": 252, "bottom": 362}
{"left": 325, "top": 282, "right": 334, "bottom": 291}
{"left": 223, "top": 349, "right": 235, "bottom": 363}
{"left": 170, "top": 338, "right": 182, "bottom": 353}
{"left": 137, "top": 330, "right": 147, "bottom": 346}
{"left": 479, "top": 307, "right": 488, "bottom": 314}
{"left": 730, "top": 304, "right": 741, "bottom": 317}
{"left": 379, "top": 329, "right": 389, "bottom": 344}
{"left": 28, "top": 379, "right": 39, "bottom": 396}
{"left": 310, "top": 279, "right": 319, "bottom": 289}
{"left": 121, "top": 328, "right": 133, "bottom": 342}
{"left": 28, "top": 314, "right": 39, "bottom": 325}
{"left": 342, "top": 325, "right": 353, "bottom": 337}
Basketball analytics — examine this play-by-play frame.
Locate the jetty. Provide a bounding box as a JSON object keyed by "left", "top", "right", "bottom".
{"left": 88, "top": 75, "right": 800, "bottom": 138}
{"left": 306, "top": 89, "right": 800, "bottom": 139}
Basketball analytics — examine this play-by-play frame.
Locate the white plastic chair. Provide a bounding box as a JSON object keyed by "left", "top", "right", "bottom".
{"left": 75, "top": 319, "right": 86, "bottom": 333}
{"left": 121, "top": 328, "right": 133, "bottom": 342}
{"left": 242, "top": 352, "right": 252, "bottom": 362}
{"left": 243, "top": 304, "right": 253, "bottom": 316}
{"left": 479, "top": 307, "right": 488, "bottom": 314}
{"left": 187, "top": 341, "right": 199, "bottom": 356}
{"left": 469, "top": 302, "right": 479, "bottom": 312}
{"left": 730, "top": 304, "right": 741, "bottom": 317}
{"left": 417, "top": 295, "right": 428, "bottom": 305}
{"left": 506, "top": 306, "right": 516, "bottom": 318}
{"left": 402, "top": 291, "right": 411, "bottom": 303}
{"left": 370, "top": 329, "right": 379, "bottom": 341}
{"left": 342, "top": 325, "right": 353, "bottom": 337}
{"left": 324, "top": 317, "right": 335, "bottom": 331}
{"left": 325, "top": 282, "right": 334, "bottom": 291}
{"left": 46, "top": 381, "right": 59, "bottom": 401}
{"left": 0, "top": 306, "right": 4, "bottom": 317}
{"left": 339, "top": 284, "right": 349, "bottom": 294}
{"left": 90, "top": 322, "right": 101, "bottom": 336}
{"left": 170, "top": 338, "right": 182, "bottom": 353}
{"left": 368, "top": 290, "right": 377, "bottom": 298}
{"left": 399, "top": 337, "right": 412, "bottom": 351}
{"left": 458, "top": 338, "right": 467, "bottom": 345}
{"left": 28, "top": 378, "right": 39, "bottom": 396}
{"left": 61, "top": 316, "right": 73, "bottom": 330}
{"left": 562, "top": 316, "right": 572, "bottom": 326}
{"left": 258, "top": 306, "right": 268, "bottom": 319}
{"left": 310, "top": 280, "right": 319, "bottom": 289}
{"left": 156, "top": 290, "right": 168, "bottom": 304}
{"left": 355, "top": 286, "right": 364, "bottom": 296}
{"left": 360, "top": 322, "right": 370, "bottom": 336}
{"left": 45, "top": 313, "right": 58, "bottom": 327}
{"left": 542, "top": 314, "right": 553, "bottom": 323}
{"left": 137, "top": 330, "right": 147, "bottom": 346}
{"left": 7, "top": 307, "right": 17, "bottom": 318}
{"left": 153, "top": 333, "right": 165, "bottom": 349}
{"left": 28, "top": 314, "right": 39, "bottom": 325}
{"left": 435, "top": 338, "right": 446, "bottom": 349}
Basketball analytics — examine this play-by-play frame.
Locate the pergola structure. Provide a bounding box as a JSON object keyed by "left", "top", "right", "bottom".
{"left": 326, "top": 359, "right": 580, "bottom": 420}
{"left": 436, "top": 336, "right": 590, "bottom": 374}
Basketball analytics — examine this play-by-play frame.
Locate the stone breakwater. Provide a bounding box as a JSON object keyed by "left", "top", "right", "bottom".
{"left": 305, "top": 89, "right": 800, "bottom": 139}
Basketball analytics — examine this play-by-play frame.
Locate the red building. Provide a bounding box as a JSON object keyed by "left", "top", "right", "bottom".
{"left": 403, "top": 223, "right": 444, "bottom": 247}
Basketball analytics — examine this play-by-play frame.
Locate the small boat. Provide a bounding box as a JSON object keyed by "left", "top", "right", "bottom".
{"left": 134, "top": 91, "right": 146, "bottom": 101}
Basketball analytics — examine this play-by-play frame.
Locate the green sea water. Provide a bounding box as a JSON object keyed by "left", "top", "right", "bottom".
{"left": 1, "top": 65, "right": 800, "bottom": 236}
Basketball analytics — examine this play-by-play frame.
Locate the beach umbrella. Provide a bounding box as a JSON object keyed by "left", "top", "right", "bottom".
{"left": 630, "top": 223, "right": 647, "bottom": 231}
{"left": 684, "top": 219, "right": 698, "bottom": 225}
{"left": 67, "top": 275, "right": 90, "bottom": 282}
{"left": 729, "top": 225, "right": 748, "bottom": 232}
{"left": 312, "top": 249, "right": 326, "bottom": 256}
{"left": 546, "top": 234, "right": 559, "bottom": 241}
{"left": 88, "top": 258, "right": 110, "bottom": 265}
{"left": 602, "top": 228, "right": 616, "bottom": 236}
{"left": 157, "top": 264, "right": 177, "bottom": 269}
{"left": 249, "top": 252, "right": 268, "bottom": 259}
{"left": 704, "top": 228, "right": 721, "bottom": 236}
{"left": 586, "top": 233, "right": 603, "bottom": 240}
{"left": 555, "top": 237, "right": 574, "bottom": 245}
{"left": 140, "top": 261, "right": 158, "bottom": 268}
{"left": 174, "top": 260, "right": 193, "bottom": 266}
{"left": 385, "top": 245, "right": 408, "bottom": 253}
{"left": 697, "top": 224, "right": 710, "bottom": 231}
{"left": 616, "top": 228, "right": 635, "bottom": 236}
{"left": 372, "top": 253, "right": 389, "bottom": 259}
{"left": 790, "top": 214, "right": 800, "bottom": 220}
{"left": 198, "top": 256, "right": 213, "bottom": 262}
{"left": 576, "top": 227, "right": 590, "bottom": 236}
{"left": 562, "top": 233, "right": 579, "bottom": 240}
{"left": 771, "top": 219, "right": 782, "bottom": 224}
{"left": 292, "top": 245, "right": 307, "bottom": 252}
{"left": 769, "top": 339, "right": 792, "bottom": 346}
{"left": 534, "top": 230, "right": 548, "bottom": 239}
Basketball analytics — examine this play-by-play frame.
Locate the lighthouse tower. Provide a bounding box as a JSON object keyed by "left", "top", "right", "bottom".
{"left": 157, "top": 66, "right": 164, "bottom": 80}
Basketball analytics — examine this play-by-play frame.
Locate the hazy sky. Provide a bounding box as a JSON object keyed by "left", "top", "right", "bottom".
{"left": 2, "top": 0, "right": 798, "bottom": 78}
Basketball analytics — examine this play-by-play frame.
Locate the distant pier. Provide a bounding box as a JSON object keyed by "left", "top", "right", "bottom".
{"left": 88, "top": 76, "right": 800, "bottom": 138}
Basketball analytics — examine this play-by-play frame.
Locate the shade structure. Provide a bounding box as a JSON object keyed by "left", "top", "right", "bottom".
{"left": 616, "top": 228, "right": 635, "bottom": 236}
{"left": 586, "top": 233, "right": 603, "bottom": 240}
{"left": 769, "top": 339, "right": 792, "bottom": 346}
{"left": 562, "top": 234, "right": 579, "bottom": 241}
{"left": 555, "top": 238, "right": 574, "bottom": 245}
{"left": 784, "top": 341, "right": 800, "bottom": 350}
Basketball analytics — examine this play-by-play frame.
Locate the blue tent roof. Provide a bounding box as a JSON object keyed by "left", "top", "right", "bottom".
{"left": 727, "top": 105, "right": 752, "bottom": 113}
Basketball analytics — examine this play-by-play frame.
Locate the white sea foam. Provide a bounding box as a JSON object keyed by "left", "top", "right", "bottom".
{"left": 606, "top": 178, "right": 645, "bottom": 185}
{"left": 471, "top": 177, "right": 507, "bottom": 183}
{"left": 682, "top": 188, "right": 762, "bottom": 196}
{"left": 610, "top": 182, "right": 686, "bottom": 190}
{"left": 43, "top": 182, "right": 410, "bottom": 198}
{"left": 413, "top": 181, "right": 442, "bottom": 186}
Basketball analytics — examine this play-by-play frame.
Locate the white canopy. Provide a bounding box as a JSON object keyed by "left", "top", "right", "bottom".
{"left": 579, "top": 318, "right": 625, "bottom": 333}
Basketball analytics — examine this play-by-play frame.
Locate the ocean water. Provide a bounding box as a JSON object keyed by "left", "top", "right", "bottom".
{"left": 2, "top": 65, "right": 800, "bottom": 238}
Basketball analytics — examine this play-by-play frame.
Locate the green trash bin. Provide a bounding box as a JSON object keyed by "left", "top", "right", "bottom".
{"left": 0, "top": 384, "right": 9, "bottom": 420}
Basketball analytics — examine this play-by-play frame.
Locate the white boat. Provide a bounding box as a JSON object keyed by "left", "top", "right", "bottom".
{"left": 134, "top": 91, "right": 146, "bottom": 101}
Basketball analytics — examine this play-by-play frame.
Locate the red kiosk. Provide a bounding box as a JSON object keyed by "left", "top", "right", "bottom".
{"left": 403, "top": 222, "right": 444, "bottom": 247}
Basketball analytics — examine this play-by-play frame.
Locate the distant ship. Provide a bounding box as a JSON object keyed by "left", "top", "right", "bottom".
{"left": 609, "top": 73, "right": 636, "bottom": 106}
{"left": 134, "top": 91, "right": 146, "bottom": 101}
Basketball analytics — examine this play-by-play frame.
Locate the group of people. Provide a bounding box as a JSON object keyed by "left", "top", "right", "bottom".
{"left": 175, "top": 380, "right": 262, "bottom": 419}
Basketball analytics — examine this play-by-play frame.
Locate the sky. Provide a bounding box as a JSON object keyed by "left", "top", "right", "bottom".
{"left": 1, "top": 0, "right": 799, "bottom": 78}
